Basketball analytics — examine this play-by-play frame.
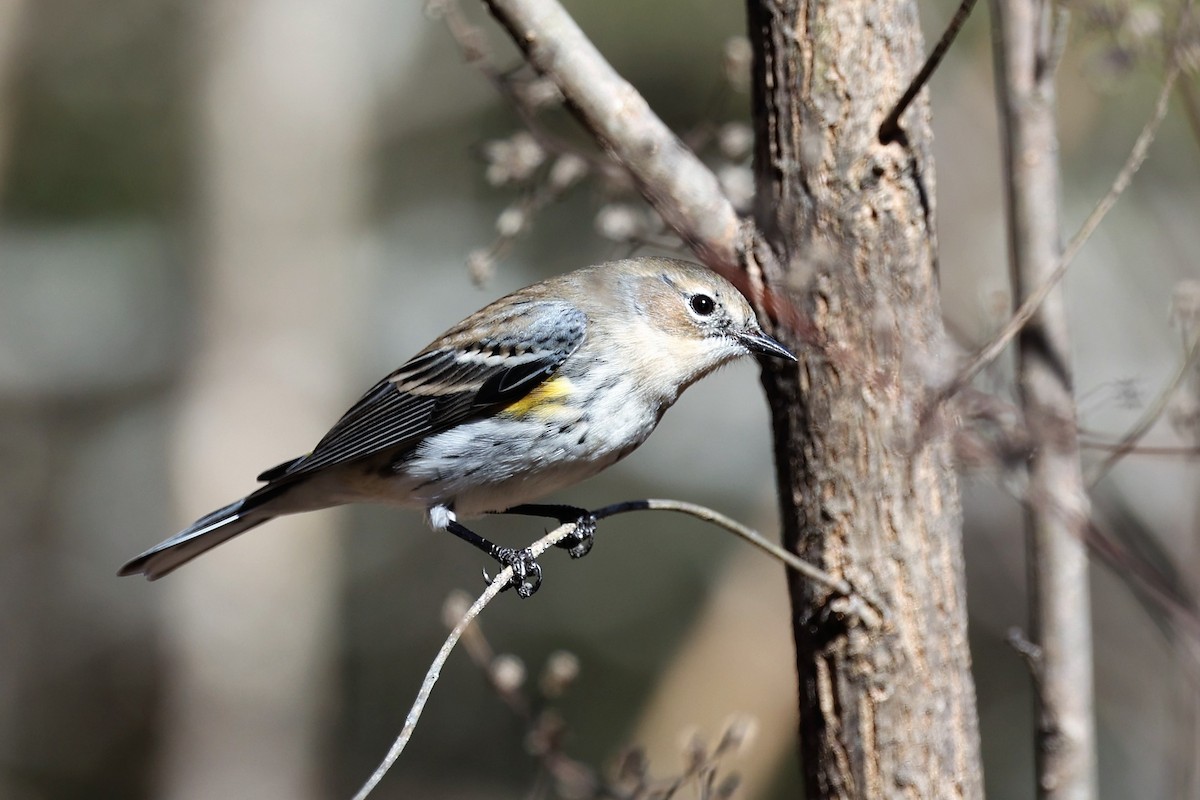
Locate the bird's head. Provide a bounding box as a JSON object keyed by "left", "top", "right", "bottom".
{"left": 594, "top": 258, "right": 795, "bottom": 401}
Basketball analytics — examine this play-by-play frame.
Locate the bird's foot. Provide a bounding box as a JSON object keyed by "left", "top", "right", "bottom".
{"left": 556, "top": 513, "right": 596, "bottom": 559}
{"left": 485, "top": 547, "right": 543, "bottom": 598}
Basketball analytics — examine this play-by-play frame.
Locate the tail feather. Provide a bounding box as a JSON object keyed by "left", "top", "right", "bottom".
{"left": 120, "top": 491, "right": 280, "bottom": 580}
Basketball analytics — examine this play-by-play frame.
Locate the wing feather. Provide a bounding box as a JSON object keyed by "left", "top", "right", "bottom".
{"left": 266, "top": 301, "right": 586, "bottom": 479}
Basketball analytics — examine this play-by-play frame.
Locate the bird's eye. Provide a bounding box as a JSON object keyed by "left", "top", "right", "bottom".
{"left": 689, "top": 294, "right": 716, "bottom": 316}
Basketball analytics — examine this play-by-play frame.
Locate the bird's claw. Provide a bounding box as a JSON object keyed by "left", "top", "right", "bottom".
{"left": 556, "top": 513, "right": 597, "bottom": 559}
{"left": 484, "top": 547, "right": 543, "bottom": 598}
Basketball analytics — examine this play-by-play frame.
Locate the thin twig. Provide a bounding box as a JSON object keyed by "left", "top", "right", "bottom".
{"left": 592, "top": 499, "right": 854, "bottom": 599}
{"left": 1079, "top": 441, "right": 1200, "bottom": 457}
{"left": 351, "top": 498, "right": 851, "bottom": 798}
{"left": 1006, "top": 626, "right": 1045, "bottom": 676}
{"left": 1007, "top": 627, "right": 1052, "bottom": 725}
{"left": 1179, "top": 75, "right": 1200, "bottom": 157}
{"left": 927, "top": 55, "right": 1182, "bottom": 421}
{"left": 879, "top": 0, "right": 980, "bottom": 143}
{"left": 350, "top": 523, "right": 571, "bottom": 800}
{"left": 1086, "top": 329, "right": 1200, "bottom": 486}
{"left": 1084, "top": 518, "right": 1200, "bottom": 644}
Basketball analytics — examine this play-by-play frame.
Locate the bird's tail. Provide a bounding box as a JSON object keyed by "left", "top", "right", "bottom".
{"left": 118, "top": 484, "right": 288, "bottom": 580}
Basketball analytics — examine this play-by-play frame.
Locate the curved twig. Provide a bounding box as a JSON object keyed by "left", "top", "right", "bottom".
{"left": 350, "top": 522, "right": 571, "bottom": 800}
{"left": 351, "top": 498, "right": 854, "bottom": 798}
{"left": 591, "top": 498, "right": 852, "bottom": 597}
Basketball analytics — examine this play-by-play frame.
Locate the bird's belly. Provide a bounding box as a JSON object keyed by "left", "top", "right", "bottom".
{"left": 397, "top": 391, "right": 660, "bottom": 516}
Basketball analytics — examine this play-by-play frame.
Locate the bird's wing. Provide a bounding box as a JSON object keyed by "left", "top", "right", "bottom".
{"left": 257, "top": 300, "right": 586, "bottom": 481}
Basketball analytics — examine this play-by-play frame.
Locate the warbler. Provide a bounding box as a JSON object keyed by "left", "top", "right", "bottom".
{"left": 119, "top": 257, "right": 794, "bottom": 596}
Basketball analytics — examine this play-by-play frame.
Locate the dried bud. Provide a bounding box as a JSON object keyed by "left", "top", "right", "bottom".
{"left": 612, "top": 746, "right": 648, "bottom": 783}
{"left": 717, "top": 164, "right": 755, "bottom": 213}
{"left": 496, "top": 206, "right": 527, "bottom": 237}
{"left": 1171, "top": 279, "right": 1200, "bottom": 336}
{"left": 518, "top": 77, "right": 564, "bottom": 109}
{"left": 715, "top": 714, "right": 758, "bottom": 755}
{"left": 595, "top": 204, "right": 646, "bottom": 241}
{"left": 466, "top": 249, "right": 495, "bottom": 286}
{"left": 723, "top": 36, "right": 752, "bottom": 93}
{"left": 441, "top": 591, "right": 473, "bottom": 628}
{"left": 548, "top": 154, "right": 589, "bottom": 191}
{"left": 1168, "top": 385, "right": 1200, "bottom": 442}
{"left": 550, "top": 758, "right": 597, "bottom": 800}
{"left": 540, "top": 650, "right": 581, "bottom": 697}
{"left": 718, "top": 122, "right": 754, "bottom": 161}
{"left": 483, "top": 131, "right": 546, "bottom": 185}
{"left": 490, "top": 653, "right": 527, "bottom": 693}
{"left": 1124, "top": 4, "right": 1161, "bottom": 42}
{"left": 525, "top": 709, "right": 566, "bottom": 757}
{"left": 508, "top": 131, "right": 545, "bottom": 174}
{"left": 679, "top": 727, "right": 707, "bottom": 774}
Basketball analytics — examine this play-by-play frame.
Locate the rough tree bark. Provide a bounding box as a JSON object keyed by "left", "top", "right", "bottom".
{"left": 745, "top": 1, "right": 983, "bottom": 796}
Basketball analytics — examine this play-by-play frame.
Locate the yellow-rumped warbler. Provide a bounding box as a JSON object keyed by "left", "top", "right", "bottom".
{"left": 119, "top": 257, "right": 794, "bottom": 595}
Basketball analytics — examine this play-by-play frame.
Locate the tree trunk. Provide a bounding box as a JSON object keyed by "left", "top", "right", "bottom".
{"left": 745, "top": 1, "right": 984, "bottom": 795}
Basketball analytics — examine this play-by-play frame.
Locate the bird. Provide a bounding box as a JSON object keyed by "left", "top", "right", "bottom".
{"left": 119, "top": 257, "right": 795, "bottom": 596}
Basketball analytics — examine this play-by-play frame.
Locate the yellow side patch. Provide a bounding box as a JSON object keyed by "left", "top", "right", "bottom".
{"left": 502, "top": 376, "right": 574, "bottom": 419}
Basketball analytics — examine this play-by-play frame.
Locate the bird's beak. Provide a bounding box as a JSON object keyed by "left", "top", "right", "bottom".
{"left": 738, "top": 327, "right": 796, "bottom": 361}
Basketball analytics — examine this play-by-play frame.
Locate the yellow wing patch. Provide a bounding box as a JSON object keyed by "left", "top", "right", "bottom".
{"left": 501, "top": 376, "right": 574, "bottom": 419}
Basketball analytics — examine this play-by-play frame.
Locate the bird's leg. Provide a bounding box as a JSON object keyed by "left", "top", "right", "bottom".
{"left": 495, "top": 503, "right": 597, "bottom": 559}
{"left": 445, "top": 519, "right": 542, "bottom": 598}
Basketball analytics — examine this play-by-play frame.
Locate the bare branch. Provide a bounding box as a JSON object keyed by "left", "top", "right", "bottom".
{"left": 482, "top": 0, "right": 741, "bottom": 270}
{"left": 1084, "top": 518, "right": 1200, "bottom": 644}
{"left": 1007, "top": 627, "right": 1045, "bottom": 680}
{"left": 350, "top": 521, "right": 571, "bottom": 800}
{"left": 929, "top": 52, "right": 1182, "bottom": 418}
{"left": 591, "top": 498, "right": 864, "bottom": 607}
{"left": 1079, "top": 441, "right": 1200, "bottom": 457}
{"left": 991, "top": 0, "right": 1097, "bottom": 795}
{"left": 1179, "top": 75, "right": 1200, "bottom": 154}
{"left": 351, "top": 498, "right": 851, "bottom": 797}
{"left": 879, "top": 0, "right": 980, "bottom": 144}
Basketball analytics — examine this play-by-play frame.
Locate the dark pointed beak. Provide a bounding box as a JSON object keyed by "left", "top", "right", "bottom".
{"left": 738, "top": 327, "right": 796, "bottom": 361}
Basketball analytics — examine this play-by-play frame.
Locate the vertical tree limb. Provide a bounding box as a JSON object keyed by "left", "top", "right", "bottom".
{"left": 159, "top": 3, "right": 373, "bottom": 797}
{"left": 746, "top": 0, "right": 983, "bottom": 796}
{"left": 0, "top": 0, "right": 28, "bottom": 210}
{"left": 990, "top": 2, "right": 1098, "bottom": 798}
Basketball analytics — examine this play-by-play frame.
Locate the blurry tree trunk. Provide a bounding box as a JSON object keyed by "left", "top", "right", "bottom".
{"left": 158, "top": 2, "right": 372, "bottom": 798}
{"left": 745, "top": 1, "right": 983, "bottom": 795}
{"left": 991, "top": 1, "right": 1097, "bottom": 797}
{"left": 0, "top": 0, "right": 28, "bottom": 205}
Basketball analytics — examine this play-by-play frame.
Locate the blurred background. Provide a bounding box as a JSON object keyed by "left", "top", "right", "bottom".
{"left": 0, "top": 0, "right": 1197, "bottom": 798}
